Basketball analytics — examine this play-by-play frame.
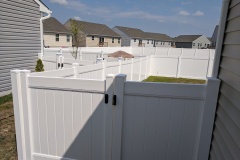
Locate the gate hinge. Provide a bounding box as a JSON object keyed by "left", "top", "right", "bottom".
{"left": 105, "top": 94, "right": 109, "bottom": 104}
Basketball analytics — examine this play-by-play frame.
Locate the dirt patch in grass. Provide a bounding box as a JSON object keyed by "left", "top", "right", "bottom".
{"left": 143, "top": 76, "right": 206, "bottom": 84}
{"left": 0, "top": 94, "right": 17, "bottom": 160}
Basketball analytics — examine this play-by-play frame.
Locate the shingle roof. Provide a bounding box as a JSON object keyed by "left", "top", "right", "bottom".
{"left": 43, "top": 17, "right": 70, "bottom": 33}
{"left": 115, "top": 26, "right": 145, "bottom": 39}
{"left": 65, "top": 19, "right": 120, "bottom": 37}
{"left": 174, "top": 35, "right": 202, "bottom": 42}
{"left": 144, "top": 32, "right": 174, "bottom": 41}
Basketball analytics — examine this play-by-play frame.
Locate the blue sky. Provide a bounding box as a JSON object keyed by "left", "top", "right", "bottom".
{"left": 42, "top": 0, "right": 222, "bottom": 37}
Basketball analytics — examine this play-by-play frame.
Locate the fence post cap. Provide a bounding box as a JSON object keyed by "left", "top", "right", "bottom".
{"left": 206, "top": 77, "right": 221, "bottom": 83}
{"left": 72, "top": 63, "right": 79, "bottom": 66}
{"left": 20, "top": 70, "right": 31, "bottom": 73}
{"left": 116, "top": 74, "right": 127, "bottom": 79}
{"left": 10, "top": 70, "right": 21, "bottom": 74}
{"left": 106, "top": 74, "right": 115, "bottom": 78}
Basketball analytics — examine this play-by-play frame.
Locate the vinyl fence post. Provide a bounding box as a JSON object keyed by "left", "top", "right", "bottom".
{"left": 112, "top": 74, "right": 127, "bottom": 160}
{"left": 102, "top": 60, "right": 106, "bottom": 80}
{"left": 105, "top": 74, "right": 115, "bottom": 160}
{"left": 206, "top": 50, "right": 211, "bottom": 77}
{"left": 72, "top": 63, "right": 79, "bottom": 78}
{"left": 139, "top": 57, "right": 142, "bottom": 81}
{"left": 79, "top": 47, "right": 83, "bottom": 60}
{"left": 131, "top": 58, "right": 134, "bottom": 81}
{"left": 197, "top": 78, "right": 220, "bottom": 160}
{"left": 118, "top": 57, "right": 122, "bottom": 74}
{"left": 138, "top": 57, "right": 142, "bottom": 81}
{"left": 145, "top": 56, "right": 148, "bottom": 79}
{"left": 176, "top": 48, "right": 183, "bottom": 78}
{"left": 11, "top": 70, "right": 32, "bottom": 160}
{"left": 38, "top": 53, "right": 43, "bottom": 60}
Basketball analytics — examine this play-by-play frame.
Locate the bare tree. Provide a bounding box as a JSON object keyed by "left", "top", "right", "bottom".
{"left": 69, "top": 19, "right": 82, "bottom": 59}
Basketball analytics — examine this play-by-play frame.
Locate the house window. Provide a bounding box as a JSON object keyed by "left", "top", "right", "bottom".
{"left": 118, "top": 38, "right": 120, "bottom": 44}
{"left": 66, "top": 34, "right": 70, "bottom": 42}
{"left": 147, "top": 40, "right": 149, "bottom": 44}
{"left": 134, "top": 39, "right": 136, "bottom": 42}
{"left": 55, "top": 34, "right": 59, "bottom": 42}
{"left": 92, "top": 36, "right": 94, "bottom": 40}
{"left": 161, "top": 42, "right": 162, "bottom": 45}
{"left": 193, "top": 43, "right": 195, "bottom": 46}
{"left": 112, "top": 38, "right": 114, "bottom": 43}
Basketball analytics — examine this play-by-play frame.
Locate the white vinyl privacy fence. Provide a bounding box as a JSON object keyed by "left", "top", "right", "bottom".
{"left": 44, "top": 47, "right": 215, "bottom": 60}
{"left": 41, "top": 53, "right": 214, "bottom": 80}
{"left": 11, "top": 70, "right": 220, "bottom": 160}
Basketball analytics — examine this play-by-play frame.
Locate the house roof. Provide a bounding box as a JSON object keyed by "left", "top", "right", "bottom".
{"left": 144, "top": 32, "right": 174, "bottom": 42}
{"left": 174, "top": 35, "right": 203, "bottom": 42}
{"left": 43, "top": 17, "right": 70, "bottom": 34}
{"left": 65, "top": 19, "right": 120, "bottom": 37}
{"left": 114, "top": 26, "right": 145, "bottom": 39}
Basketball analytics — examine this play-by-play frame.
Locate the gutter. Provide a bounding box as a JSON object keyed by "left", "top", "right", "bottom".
{"left": 212, "top": 0, "right": 230, "bottom": 78}
{"left": 34, "top": 0, "right": 52, "bottom": 57}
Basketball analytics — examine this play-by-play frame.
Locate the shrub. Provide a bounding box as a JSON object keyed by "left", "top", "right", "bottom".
{"left": 35, "top": 59, "right": 44, "bottom": 72}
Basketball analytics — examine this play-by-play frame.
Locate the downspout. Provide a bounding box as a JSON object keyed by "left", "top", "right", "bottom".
{"left": 40, "top": 12, "right": 51, "bottom": 57}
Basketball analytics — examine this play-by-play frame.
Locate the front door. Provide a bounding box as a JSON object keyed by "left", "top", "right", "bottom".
{"left": 100, "top": 37, "right": 105, "bottom": 43}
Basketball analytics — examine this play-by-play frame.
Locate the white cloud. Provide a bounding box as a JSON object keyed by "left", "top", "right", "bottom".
{"left": 194, "top": 11, "right": 204, "bottom": 16}
{"left": 73, "top": 16, "right": 81, "bottom": 20}
{"left": 178, "top": 11, "right": 190, "bottom": 16}
{"left": 115, "top": 11, "right": 166, "bottom": 22}
{"left": 49, "top": 0, "right": 68, "bottom": 5}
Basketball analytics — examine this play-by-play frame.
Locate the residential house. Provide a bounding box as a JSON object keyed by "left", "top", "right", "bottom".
{"left": 112, "top": 26, "right": 147, "bottom": 47}
{"left": 64, "top": 20, "right": 121, "bottom": 47}
{"left": 210, "top": 0, "right": 240, "bottom": 158}
{"left": 0, "top": 0, "right": 51, "bottom": 96}
{"left": 211, "top": 25, "right": 219, "bottom": 48}
{"left": 174, "top": 35, "right": 211, "bottom": 49}
{"left": 144, "top": 32, "right": 174, "bottom": 47}
{"left": 43, "top": 17, "right": 72, "bottom": 48}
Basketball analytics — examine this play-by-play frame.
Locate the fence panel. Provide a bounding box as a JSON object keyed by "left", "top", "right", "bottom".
{"left": 118, "top": 79, "right": 220, "bottom": 160}
{"left": 12, "top": 71, "right": 220, "bottom": 160}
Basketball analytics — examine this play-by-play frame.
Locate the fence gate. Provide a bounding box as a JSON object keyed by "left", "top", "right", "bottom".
{"left": 11, "top": 71, "right": 124, "bottom": 160}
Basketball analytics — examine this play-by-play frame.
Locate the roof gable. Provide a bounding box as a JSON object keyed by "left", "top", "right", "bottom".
{"left": 115, "top": 26, "right": 145, "bottom": 39}
{"left": 175, "top": 35, "right": 202, "bottom": 42}
{"left": 65, "top": 19, "right": 120, "bottom": 37}
{"left": 144, "top": 32, "right": 173, "bottom": 41}
{"left": 43, "top": 17, "right": 70, "bottom": 33}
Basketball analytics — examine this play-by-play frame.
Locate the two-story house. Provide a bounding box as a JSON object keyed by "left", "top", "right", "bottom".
{"left": 174, "top": 35, "right": 211, "bottom": 49}
{"left": 112, "top": 26, "right": 147, "bottom": 47}
{"left": 144, "top": 32, "right": 174, "bottom": 47}
{"left": 64, "top": 20, "right": 121, "bottom": 47}
{"left": 43, "top": 17, "right": 72, "bottom": 48}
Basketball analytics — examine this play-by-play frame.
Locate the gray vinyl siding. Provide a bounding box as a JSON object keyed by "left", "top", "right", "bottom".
{"left": 0, "top": 0, "right": 41, "bottom": 96}
{"left": 210, "top": 0, "right": 240, "bottom": 159}
{"left": 112, "top": 27, "right": 131, "bottom": 46}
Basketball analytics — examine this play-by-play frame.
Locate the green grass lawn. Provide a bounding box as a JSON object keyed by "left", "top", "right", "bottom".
{"left": 0, "top": 94, "right": 17, "bottom": 160}
{"left": 143, "top": 76, "right": 206, "bottom": 84}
